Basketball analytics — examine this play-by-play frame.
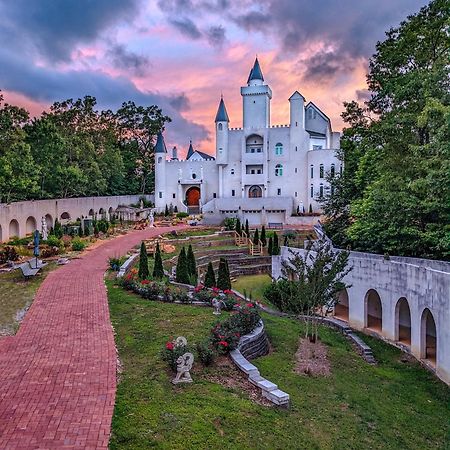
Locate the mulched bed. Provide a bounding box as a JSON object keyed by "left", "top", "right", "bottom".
{"left": 294, "top": 337, "right": 331, "bottom": 377}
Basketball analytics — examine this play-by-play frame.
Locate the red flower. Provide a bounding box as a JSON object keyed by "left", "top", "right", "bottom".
{"left": 218, "top": 340, "right": 228, "bottom": 347}
{"left": 223, "top": 289, "right": 232, "bottom": 295}
{"left": 212, "top": 287, "right": 220, "bottom": 293}
{"left": 247, "top": 303, "right": 254, "bottom": 308}
{"left": 141, "top": 279, "right": 150, "bottom": 285}
{"left": 165, "top": 341, "right": 174, "bottom": 351}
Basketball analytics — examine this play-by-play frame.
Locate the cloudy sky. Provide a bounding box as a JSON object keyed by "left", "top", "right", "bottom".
{"left": 0, "top": 0, "right": 428, "bottom": 156}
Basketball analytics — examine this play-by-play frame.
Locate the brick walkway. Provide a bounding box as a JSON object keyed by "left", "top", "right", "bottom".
{"left": 0, "top": 225, "right": 186, "bottom": 449}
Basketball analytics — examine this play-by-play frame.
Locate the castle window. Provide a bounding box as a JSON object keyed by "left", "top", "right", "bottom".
{"left": 295, "top": 191, "right": 298, "bottom": 197}
{"left": 277, "top": 188, "right": 281, "bottom": 196}
{"left": 159, "top": 192, "right": 162, "bottom": 199}
{"left": 319, "top": 164, "right": 324, "bottom": 179}
{"left": 310, "top": 165, "right": 314, "bottom": 178}
{"left": 295, "top": 168, "right": 298, "bottom": 173}
{"left": 213, "top": 193, "right": 217, "bottom": 198}
{"left": 231, "top": 168, "right": 235, "bottom": 175}
{"left": 192, "top": 173, "right": 197, "bottom": 179}
{"left": 310, "top": 185, "right": 313, "bottom": 197}
{"left": 330, "top": 164, "right": 335, "bottom": 177}
{"left": 313, "top": 145, "right": 323, "bottom": 150}
{"left": 172, "top": 193, "right": 176, "bottom": 199}
{"left": 218, "top": 123, "right": 223, "bottom": 131}
{"left": 232, "top": 189, "right": 235, "bottom": 197}
{"left": 275, "top": 164, "right": 283, "bottom": 176}
{"left": 319, "top": 183, "right": 324, "bottom": 198}
{"left": 275, "top": 143, "right": 283, "bottom": 156}
{"left": 295, "top": 146, "right": 298, "bottom": 151}
{"left": 157, "top": 157, "right": 162, "bottom": 163}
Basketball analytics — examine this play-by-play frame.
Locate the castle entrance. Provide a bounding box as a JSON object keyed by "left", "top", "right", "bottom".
{"left": 186, "top": 186, "right": 201, "bottom": 214}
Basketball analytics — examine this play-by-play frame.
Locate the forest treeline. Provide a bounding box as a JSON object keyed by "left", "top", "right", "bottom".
{"left": 321, "top": 0, "right": 450, "bottom": 260}
{"left": 0, "top": 95, "right": 170, "bottom": 203}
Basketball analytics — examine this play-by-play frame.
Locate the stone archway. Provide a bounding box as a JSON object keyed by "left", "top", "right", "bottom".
{"left": 365, "top": 289, "right": 382, "bottom": 332}
{"left": 395, "top": 297, "right": 411, "bottom": 345}
{"left": 249, "top": 185, "right": 262, "bottom": 198}
{"left": 60, "top": 212, "right": 71, "bottom": 221}
{"left": 421, "top": 308, "right": 437, "bottom": 365}
{"left": 88, "top": 209, "right": 95, "bottom": 217}
{"left": 25, "top": 216, "right": 37, "bottom": 235}
{"left": 45, "top": 214, "right": 53, "bottom": 230}
{"left": 335, "top": 289, "right": 349, "bottom": 321}
{"left": 186, "top": 187, "right": 200, "bottom": 206}
{"left": 9, "top": 219, "right": 20, "bottom": 239}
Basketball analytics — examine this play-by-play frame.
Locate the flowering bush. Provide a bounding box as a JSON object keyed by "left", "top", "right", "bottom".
{"left": 171, "top": 287, "right": 191, "bottom": 303}
{"left": 194, "top": 288, "right": 215, "bottom": 304}
{"left": 231, "top": 303, "right": 261, "bottom": 335}
{"left": 161, "top": 339, "right": 191, "bottom": 371}
{"left": 196, "top": 340, "right": 215, "bottom": 366}
{"left": 221, "top": 295, "right": 237, "bottom": 312}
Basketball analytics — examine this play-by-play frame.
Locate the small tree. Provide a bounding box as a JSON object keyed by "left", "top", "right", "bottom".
{"left": 164, "top": 204, "right": 169, "bottom": 217}
{"left": 152, "top": 242, "right": 165, "bottom": 279}
{"left": 268, "top": 236, "right": 273, "bottom": 255}
{"left": 186, "top": 244, "right": 197, "bottom": 285}
{"left": 204, "top": 262, "right": 216, "bottom": 288}
{"left": 217, "top": 257, "right": 231, "bottom": 291}
{"left": 309, "top": 204, "right": 313, "bottom": 214}
{"left": 284, "top": 235, "right": 289, "bottom": 247}
{"left": 138, "top": 241, "right": 149, "bottom": 280}
{"left": 245, "top": 219, "right": 250, "bottom": 237}
{"left": 53, "top": 219, "right": 63, "bottom": 238}
{"left": 260, "top": 226, "right": 267, "bottom": 246}
{"left": 273, "top": 232, "right": 280, "bottom": 255}
{"left": 253, "top": 228, "right": 259, "bottom": 245}
{"left": 235, "top": 218, "right": 241, "bottom": 236}
{"left": 176, "top": 247, "right": 190, "bottom": 284}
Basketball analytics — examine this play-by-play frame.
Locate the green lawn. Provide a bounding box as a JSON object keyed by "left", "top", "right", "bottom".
{"left": 108, "top": 283, "right": 450, "bottom": 450}
{"left": 232, "top": 274, "right": 272, "bottom": 303}
{"left": 0, "top": 263, "right": 56, "bottom": 335}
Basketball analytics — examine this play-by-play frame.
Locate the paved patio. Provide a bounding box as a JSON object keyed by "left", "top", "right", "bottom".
{"left": 0, "top": 225, "right": 186, "bottom": 449}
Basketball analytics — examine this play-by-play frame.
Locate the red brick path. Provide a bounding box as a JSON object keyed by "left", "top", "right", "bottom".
{"left": 0, "top": 225, "right": 186, "bottom": 449}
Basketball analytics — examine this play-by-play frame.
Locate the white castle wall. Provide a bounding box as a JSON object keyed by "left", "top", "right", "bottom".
{"left": 272, "top": 247, "right": 450, "bottom": 385}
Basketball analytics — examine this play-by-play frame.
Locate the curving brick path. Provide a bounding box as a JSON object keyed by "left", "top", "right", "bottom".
{"left": 0, "top": 225, "right": 186, "bottom": 449}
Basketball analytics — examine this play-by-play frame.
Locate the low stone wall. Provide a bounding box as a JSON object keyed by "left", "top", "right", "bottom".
{"left": 117, "top": 253, "right": 139, "bottom": 278}
{"left": 230, "top": 321, "right": 290, "bottom": 407}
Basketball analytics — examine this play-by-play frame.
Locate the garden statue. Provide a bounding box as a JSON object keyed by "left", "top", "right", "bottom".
{"left": 140, "top": 198, "right": 144, "bottom": 209}
{"left": 41, "top": 217, "right": 48, "bottom": 241}
{"left": 172, "top": 352, "right": 194, "bottom": 384}
{"left": 212, "top": 298, "right": 222, "bottom": 315}
{"left": 175, "top": 336, "right": 188, "bottom": 347}
{"left": 149, "top": 210, "right": 155, "bottom": 227}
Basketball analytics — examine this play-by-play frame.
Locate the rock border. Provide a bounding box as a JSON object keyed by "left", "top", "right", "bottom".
{"left": 230, "top": 321, "right": 290, "bottom": 407}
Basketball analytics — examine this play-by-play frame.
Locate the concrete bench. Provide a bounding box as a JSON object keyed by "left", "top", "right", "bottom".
{"left": 16, "top": 262, "right": 40, "bottom": 278}
{"left": 268, "top": 222, "right": 283, "bottom": 229}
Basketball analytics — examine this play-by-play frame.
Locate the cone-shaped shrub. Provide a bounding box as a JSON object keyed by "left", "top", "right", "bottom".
{"left": 260, "top": 226, "right": 266, "bottom": 246}
{"left": 284, "top": 235, "right": 289, "bottom": 247}
{"left": 217, "top": 257, "right": 231, "bottom": 291}
{"left": 204, "top": 262, "right": 216, "bottom": 288}
{"left": 186, "top": 244, "right": 197, "bottom": 285}
{"left": 268, "top": 236, "right": 273, "bottom": 255}
{"left": 235, "top": 218, "right": 241, "bottom": 236}
{"left": 138, "top": 241, "right": 149, "bottom": 280}
{"left": 273, "top": 232, "right": 280, "bottom": 255}
{"left": 165, "top": 204, "right": 169, "bottom": 216}
{"left": 245, "top": 219, "right": 249, "bottom": 237}
{"left": 253, "top": 228, "right": 259, "bottom": 245}
{"left": 176, "top": 247, "right": 190, "bottom": 284}
{"left": 309, "top": 204, "right": 313, "bottom": 214}
{"left": 152, "top": 242, "right": 165, "bottom": 279}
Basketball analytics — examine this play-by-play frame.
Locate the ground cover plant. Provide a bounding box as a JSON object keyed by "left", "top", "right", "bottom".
{"left": 108, "top": 283, "right": 450, "bottom": 450}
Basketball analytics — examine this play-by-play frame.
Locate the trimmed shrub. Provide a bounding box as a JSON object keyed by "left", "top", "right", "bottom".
{"left": 161, "top": 340, "right": 191, "bottom": 371}
{"left": 260, "top": 226, "right": 266, "bottom": 246}
{"left": 176, "top": 212, "right": 189, "bottom": 218}
{"left": 186, "top": 244, "right": 197, "bottom": 285}
{"left": 164, "top": 204, "right": 170, "bottom": 216}
{"left": 268, "top": 236, "right": 273, "bottom": 255}
{"left": 0, "top": 246, "right": 19, "bottom": 264}
{"left": 217, "top": 258, "right": 231, "bottom": 291}
{"left": 224, "top": 217, "right": 237, "bottom": 231}
{"left": 253, "top": 228, "right": 259, "bottom": 245}
{"left": 273, "top": 232, "right": 280, "bottom": 255}
{"left": 235, "top": 218, "right": 241, "bottom": 235}
{"left": 204, "top": 262, "right": 216, "bottom": 288}
{"left": 71, "top": 238, "right": 86, "bottom": 251}
{"left": 138, "top": 241, "right": 149, "bottom": 280}
{"left": 175, "top": 247, "right": 190, "bottom": 284}
{"left": 196, "top": 340, "right": 215, "bottom": 366}
{"left": 245, "top": 219, "right": 249, "bottom": 237}
{"left": 152, "top": 242, "right": 165, "bottom": 279}
{"left": 53, "top": 219, "right": 63, "bottom": 238}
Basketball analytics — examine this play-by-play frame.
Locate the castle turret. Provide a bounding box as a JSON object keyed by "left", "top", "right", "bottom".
{"left": 171, "top": 146, "right": 178, "bottom": 160}
{"left": 289, "top": 91, "right": 305, "bottom": 129}
{"left": 241, "top": 57, "right": 272, "bottom": 129}
{"left": 154, "top": 132, "right": 167, "bottom": 210}
{"left": 215, "top": 96, "right": 229, "bottom": 165}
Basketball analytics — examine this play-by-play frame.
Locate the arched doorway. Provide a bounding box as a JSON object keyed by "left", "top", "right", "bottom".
{"left": 60, "top": 212, "right": 71, "bottom": 221}
{"left": 25, "top": 216, "right": 37, "bottom": 235}
{"left": 335, "top": 289, "right": 349, "bottom": 321}
{"left": 365, "top": 289, "right": 382, "bottom": 332}
{"left": 9, "top": 219, "right": 20, "bottom": 239}
{"left": 88, "top": 209, "right": 95, "bottom": 217}
{"left": 249, "top": 185, "right": 262, "bottom": 198}
{"left": 186, "top": 187, "right": 200, "bottom": 206}
{"left": 45, "top": 214, "right": 53, "bottom": 230}
{"left": 395, "top": 297, "right": 411, "bottom": 345}
{"left": 421, "top": 308, "right": 437, "bottom": 365}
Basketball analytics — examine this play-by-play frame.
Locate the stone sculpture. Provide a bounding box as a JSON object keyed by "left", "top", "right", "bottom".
{"left": 41, "top": 217, "right": 48, "bottom": 241}
{"left": 149, "top": 210, "right": 155, "bottom": 227}
{"left": 175, "top": 336, "right": 188, "bottom": 347}
{"left": 172, "top": 352, "right": 194, "bottom": 384}
{"left": 212, "top": 298, "right": 222, "bottom": 315}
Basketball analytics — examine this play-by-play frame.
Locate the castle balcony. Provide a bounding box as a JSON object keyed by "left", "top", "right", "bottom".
{"left": 178, "top": 179, "right": 202, "bottom": 185}
{"left": 243, "top": 151, "right": 265, "bottom": 163}
{"left": 242, "top": 173, "right": 265, "bottom": 186}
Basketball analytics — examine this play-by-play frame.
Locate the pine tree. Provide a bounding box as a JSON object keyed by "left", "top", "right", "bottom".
{"left": 253, "top": 228, "right": 259, "bottom": 245}
{"left": 164, "top": 204, "right": 169, "bottom": 216}
{"left": 152, "top": 242, "right": 165, "bottom": 279}
{"left": 138, "top": 241, "right": 149, "bottom": 280}
{"left": 78, "top": 226, "right": 83, "bottom": 237}
{"left": 268, "top": 236, "right": 273, "bottom": 255}
{"left": 186, "top": 244, "right": 197, "bottom": 285}
{"left": 273, "top": 232, "right": 279, "bottom": 255}
{"left": 235, "top": 218, "right": 241, "bottom": 235}
{"left": 204, "top": 262, "right": 216, "bottom": 288}
{"left": 260, "top": 226, "right": 266, "bottom": 246}
{"left": 176, "top": 247, "right": 190, "bottom": 284}
{"left": 53, "top": 219, "right": 63, "bottom": 238}
{"left": 309, "top": 204, "right": 313, "bottom": 214}
{"left": 217, "top": 257, "right": 231, "bottom": 290}
{"left": 245, "top": 219, "right": 249, "bottom": 237}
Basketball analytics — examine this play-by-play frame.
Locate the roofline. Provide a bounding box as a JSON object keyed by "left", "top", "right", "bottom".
{"left": 306, "top": 101, "right": 331, "bottom": 123}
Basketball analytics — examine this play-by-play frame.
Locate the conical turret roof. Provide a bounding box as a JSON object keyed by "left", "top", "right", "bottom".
{"left": 215, "top": 97, "right": 229, "bottom": 122}
{"left": 247, "top": 57, "right": 264, "bottom": 83}
{"left": 155, "top": 132, "right": 167, "bottom": 153}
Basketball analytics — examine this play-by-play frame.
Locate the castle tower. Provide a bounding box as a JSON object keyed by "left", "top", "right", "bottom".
{"left": 215, "top": 96, "right": 229, "bottom": 165}
{"left": 241, "top": 57, "right": 272, "bottom": 129}
{"left": 154, "top": 131, "right": 167, "bottom": 210}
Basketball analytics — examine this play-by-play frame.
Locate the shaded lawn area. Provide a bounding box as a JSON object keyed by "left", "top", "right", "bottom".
{"left": 232, "top": 274, "right": 272, "bottom": 303}
{"left": 108, "top": 283, "right": 450, "bottom": 450}
{"left": 0, "top": 262, "right": 56, "bottom": 335}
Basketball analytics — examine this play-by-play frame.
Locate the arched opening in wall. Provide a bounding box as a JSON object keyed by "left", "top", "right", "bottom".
{"left": 60, "top": 212, "right": 71, "bottom": 222}
{"left": 421, "top": 308, "right": 437, "bottom": 365}
{"left": 99, "top": 208, "right": 105, "bottom": 218}
{"left": 186, "top": 187, "right": 200, "bottom": 206}
{"left": 335, "top": 289, "right": 349, "bottom": 321}
{"left": 25, "top": 216, "right": 37, "bottom": 235}
{"left": 248, "top": 185, "right": 262, "bottom": 198}
{"left": 108, "top": 207, "right": 114, "bottom": 215}
{"left": 9, "top": 219, "right": 20, "bottom": 239}
{"left": 245, "top": 134, "right": 263, "bottom": 154}
{"left": 45, "top": 214, "right": 53, "bottom": 230}
{"left": 88, "top": 209, "right": 95, "bottom": 217}
{"left": 365, "top": 289, "right": 382, "bottom": 332}
{"left": 395, "top": 297, "right": 411, "bottom": 346}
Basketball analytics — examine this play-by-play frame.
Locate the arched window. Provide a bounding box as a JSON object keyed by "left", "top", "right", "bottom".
{"left": 310, "top": 165, "right": 314, "bottom": 178}
{"left": 319, "top": 183, "right": 324, "bottom": 198}
{"left": 275, "top": 164, "right": 283, "bottom": 176}
{"left": 157, "top": 157, "right": 162, "bottom": 164}
{"left": 275, "top": 142, "right": 283, "bottom": 156}
{"left": 310, "top": 184, "right": 314, "bottom": 197}
{"left": 231, "top": 168, "right": 235, "bottom": 175}
{"left": 330, "top": 164, "right": 335, "bottom": 177}
{"left": 218, "top": 123, "right": 223, "bottom": 131}
{"left": 319, "top": 164, "right": 324, "bottom": 179}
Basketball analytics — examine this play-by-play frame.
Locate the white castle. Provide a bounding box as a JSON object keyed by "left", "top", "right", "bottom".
{"left": 155, "top": 58, "right": 341, "bottom": 225}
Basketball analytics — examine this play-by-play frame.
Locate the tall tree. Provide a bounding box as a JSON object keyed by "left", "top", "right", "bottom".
{"left": 152, "top": 242, "right": 165, "bottom": 279}
{"left": 260, "top": 226, "right": 267, "bottom": 246}
{"left": 204, "top": 262, "right": 216, "bottom": 288}
{"left": 217, "top": 257, "right": 231, "bottom": 291}
{"left": 138, "top": 241, "right": 149, "bottom": 280}
{"left": 186, "top": 244, "right": 197, "bottom": 285}
{"left": 175, "top": 247, "right": 190, "bottom": 284}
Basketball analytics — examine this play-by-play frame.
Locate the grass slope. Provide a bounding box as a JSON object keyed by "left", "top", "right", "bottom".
{"left": 232, "top": 274, "right": 272, "bottom": 303}
{"left": 108, "top": 283, "right": 450, "bottom": 450}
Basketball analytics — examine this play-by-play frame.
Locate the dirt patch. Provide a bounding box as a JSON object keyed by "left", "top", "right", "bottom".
{"left": 294, "top": 337, "right": 331, "bottom": 377}
{"left": 202, "top": 356, "right": 272, "bottom": 406}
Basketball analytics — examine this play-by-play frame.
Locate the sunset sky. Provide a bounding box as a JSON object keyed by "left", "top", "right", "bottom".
{"left": 0, "top": 0, "right": 428, "bottom": 157}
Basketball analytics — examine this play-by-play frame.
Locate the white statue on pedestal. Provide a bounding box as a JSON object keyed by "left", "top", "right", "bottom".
{"left": 172, "top": 353, "right": 194, "bottom": 384}
{"left": 212, "top": 298, "right": 222, "bottom": 315}
{"left": 41, "top": 217, "right": 48, "bottom": 241}
{"left": 149, "top": 210, "right": 155, "bottom": 227}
